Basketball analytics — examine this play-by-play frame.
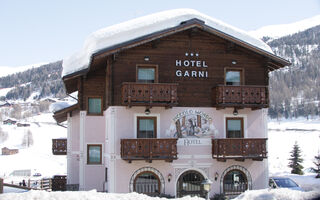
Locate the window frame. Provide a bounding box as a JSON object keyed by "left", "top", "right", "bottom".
{"left": 87, "top": 144, "right": 102, "bottom": 165}
{"left": 224, "top": 67, "right": 244, "bottom": 86}
{"left": 136, "top": 64, "right": 158, "bottom": 83}
{"left": 137, "top": 116, "right": 157, "bottom": 138}
{"left": 87, "top": 96, "right": 103, "bottom": 116}
{"left": 226, "top": 117, "right": 244, "bottom": 138}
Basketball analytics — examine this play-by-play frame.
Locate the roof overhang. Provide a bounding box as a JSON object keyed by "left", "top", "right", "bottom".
{"left": 53, "top": 103, "right": 79, "bottom": 123}
{"left": 62, "top": 18, "right": 290, "bottom": 84}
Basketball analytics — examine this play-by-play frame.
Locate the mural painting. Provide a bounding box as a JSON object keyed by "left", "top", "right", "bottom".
{"left": 166, "top": 110, "right": 217, "bottom": 138}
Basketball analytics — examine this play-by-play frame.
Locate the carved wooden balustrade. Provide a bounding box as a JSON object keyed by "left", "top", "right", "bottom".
{"left": 212, "top": 138, "right": 267, "bottom": 161}
{"left": 212, "top": 85, "right": 268, "bottom": 109}
{"left": 52, "top": 138, "right": 67, "bottom": 155}
{"left": 121, "top": 138, "right": 178, "bottom": 162}
{"left": 122, "top": 83, "right": 178, "bottom": 107}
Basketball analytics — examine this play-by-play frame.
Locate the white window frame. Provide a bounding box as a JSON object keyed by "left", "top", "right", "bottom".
{"left": 134, "top": 113, "right": 160, "bottom": 139}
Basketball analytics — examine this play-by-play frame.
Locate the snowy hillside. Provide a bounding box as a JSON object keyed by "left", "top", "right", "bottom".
{"left": 0, "top": 63, "right": 47, "bottom": 78}
{"left": 249, "top": 14, "right": 320, "bottom": 39}
{"left": 0, "top": 113, "right": 67, "bottom": 180}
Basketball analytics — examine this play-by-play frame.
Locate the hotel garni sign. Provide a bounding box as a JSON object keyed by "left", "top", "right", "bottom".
{"left": 175, "top": 52, "right": 208, "bottom": 78}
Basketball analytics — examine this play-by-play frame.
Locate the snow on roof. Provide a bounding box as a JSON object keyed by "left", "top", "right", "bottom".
{"left": 62, "top": 8, "right": 273, "bottom": 77}
{"left": 49, "top": 101, "right": 77, "bottom": 113}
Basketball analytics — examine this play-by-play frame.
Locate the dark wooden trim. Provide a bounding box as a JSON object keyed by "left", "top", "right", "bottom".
{"left": 226, "top": 117, "right": 244, "bottom": 138}
{"left": 122, "top": 82, "right": 178, "bottom": 107}
{"left": 121, "top": 138, "right": 178, "bottom": 162}
{"left": 52, "top": 138, "right": 67, "bottom": 155}
{"left": 212, "top": 138, "right": 267, "bottom": 161}
{"left": 87, "top": 144, "right": 102, "bottom": 165}
{"left": 137, "top": 117, "right": 157, "bottom": 138}
{"left": 212, "top": 85, "right": 269, "bottom": 108}
{"left": 136, "top": 64, "right": 159, "bottom": 83}
{"left": 86, "top": 96, "right": 103, "bottom": 116}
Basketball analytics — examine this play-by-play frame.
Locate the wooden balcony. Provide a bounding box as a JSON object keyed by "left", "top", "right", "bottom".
{"left": 212, "top": 138, "right": 267, "bottom": 161}
{"left": 212, "top": 85, "right": 268, "bottom": 109}
{"left": 121, "top": 138, "right": 178, "bottom": 162}
{"left": 52, "top": 138, "right": 67, "bottom": 155}
{"left": 122, "top": 82, "right": 178, "bottom": 107}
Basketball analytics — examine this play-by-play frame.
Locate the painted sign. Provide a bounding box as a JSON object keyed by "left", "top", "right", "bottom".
{"left": 166, "top": 109, "right": 217, "bottom": 139}
{"left": 175, "top": 52, "right": 208, "bottom": 78}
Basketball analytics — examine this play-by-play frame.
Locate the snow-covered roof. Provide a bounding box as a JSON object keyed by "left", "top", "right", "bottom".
{"left": 62, "top": 8, "right": 274, "bottom": 77}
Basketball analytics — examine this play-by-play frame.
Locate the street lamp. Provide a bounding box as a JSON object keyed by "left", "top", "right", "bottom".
{"left": 201, "top": 178, "right": 213, "bottom": 200}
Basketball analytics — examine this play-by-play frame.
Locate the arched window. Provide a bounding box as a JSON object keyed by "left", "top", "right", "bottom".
{"left": 177, "top": 170, "right": 206, "bottom": 198}
{"left": 134, "top": 171, "right": 160, "bottom": 195}
{"left": 223, "top": 170, "right": 248, "bottom": 195}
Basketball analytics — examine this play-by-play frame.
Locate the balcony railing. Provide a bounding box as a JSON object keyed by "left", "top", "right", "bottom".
{"left": 52, "top": 138, "right": 67, "bottom": 155}
{"left": 122, "top": 83, "right": 178, "bottom": 107}
{"left": 121, "top": 138, "right": 178, "bottom": 162}
{"left": 212, "top": 138, "right": 267, "bottom": 161}
{"left": 212, "top": 85, "right": 268, "bottom": 109}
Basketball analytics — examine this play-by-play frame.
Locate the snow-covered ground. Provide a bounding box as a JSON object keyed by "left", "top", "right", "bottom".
{"left": 0, "top": 113, "right": 66, "bottom": 183}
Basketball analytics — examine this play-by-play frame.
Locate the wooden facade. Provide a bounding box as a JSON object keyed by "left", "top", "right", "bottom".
{"left": 62, "top": 27, "right": 288, "bottom": 111}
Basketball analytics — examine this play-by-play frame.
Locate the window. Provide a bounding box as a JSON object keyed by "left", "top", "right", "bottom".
{"left": 223, "top": 170, "right": 248, "bottom": 195}
{"left": 134, "top": 172, "right": 160, "bottom": 195}
{"left": 137, "top": 117, "right": 156, "bottom": 138}
{"left": 226, "top": 117, "right": 244, "bottom": 138}
{"left": 87, "top": 144, "right": 102, "bottom": 164}
{"left": 225, "top": 68, "right": 243, "bottom": 86}
{"left": 137, "top": 65, "right": 158, "bottom": 83}
{"left": 88, "top": 97, "right": 102, "bottom": 115}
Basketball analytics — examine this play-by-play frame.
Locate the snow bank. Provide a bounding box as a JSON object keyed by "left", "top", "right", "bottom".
{"left": 0, "top": 190, "right": 203, "bottom": 200}
{"left": 234, "top": 188, "right": 320, "bottom": 200}
{"left": 62, "top": 8, "right": 273, "bottom": 77}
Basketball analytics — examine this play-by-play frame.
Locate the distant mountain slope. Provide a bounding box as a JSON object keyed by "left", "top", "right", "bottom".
{"left": 249, "top": 15, "right": 320, "bottom": 39}
{"left": 0, "top": 61, "right": 65, "bottom": 100}
{"left": 267, "top": 25, "right": 320, "bottom": 119}
{"left": 0, "top": 63, "right": 48, "bottom": 78}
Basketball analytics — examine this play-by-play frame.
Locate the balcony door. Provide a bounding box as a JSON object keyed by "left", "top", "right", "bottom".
{"left": 137, "top": 117, "right": 157, "bottom": 138}
{"left": 226, "top": 117, "right": 244, "bottom": 138}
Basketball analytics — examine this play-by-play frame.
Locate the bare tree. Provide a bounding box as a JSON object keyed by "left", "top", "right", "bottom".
{"left": 0, "top": 126, "right": 8, "bottom": 143}
{"left": 22, "top": 129, "right": 34, "bottom": 147}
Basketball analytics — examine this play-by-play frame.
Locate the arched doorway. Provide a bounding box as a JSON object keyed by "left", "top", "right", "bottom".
{"left": 129, "top": 167, "right": 165, "bottom": 195}
{"left": 134, "top": 171, "right": 160, "bottom": 195}
{"left": 177, "top": 170, "right": 206, "bottom": 198}
{"left": 220, "top": 165, "right": 252, "bottom": 196}
{"left": 223, "top": 170, "right": 248, "bottom": 195}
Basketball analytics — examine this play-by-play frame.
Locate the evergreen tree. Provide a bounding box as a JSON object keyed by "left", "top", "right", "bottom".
{"left": 288, "top": 142, "right": 304, "bottom": 175}
{"left": 312, "top": 153, "right": 320, "bottom": 178}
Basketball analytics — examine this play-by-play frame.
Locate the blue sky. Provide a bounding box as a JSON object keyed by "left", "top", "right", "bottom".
{"left": 0, "top": 0, "right": 319, "bottom": 67}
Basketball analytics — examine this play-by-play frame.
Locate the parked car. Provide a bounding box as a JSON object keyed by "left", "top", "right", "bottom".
{"left": 269, "top": 177, "right": 303, "bottom": 191}
{"left": 33, "top": 172, "right": 42, "bottom": 177}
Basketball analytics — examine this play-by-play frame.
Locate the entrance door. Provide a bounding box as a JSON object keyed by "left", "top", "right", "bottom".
{"left": 177, "top": 170, "right": 206, "bottom": 198}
